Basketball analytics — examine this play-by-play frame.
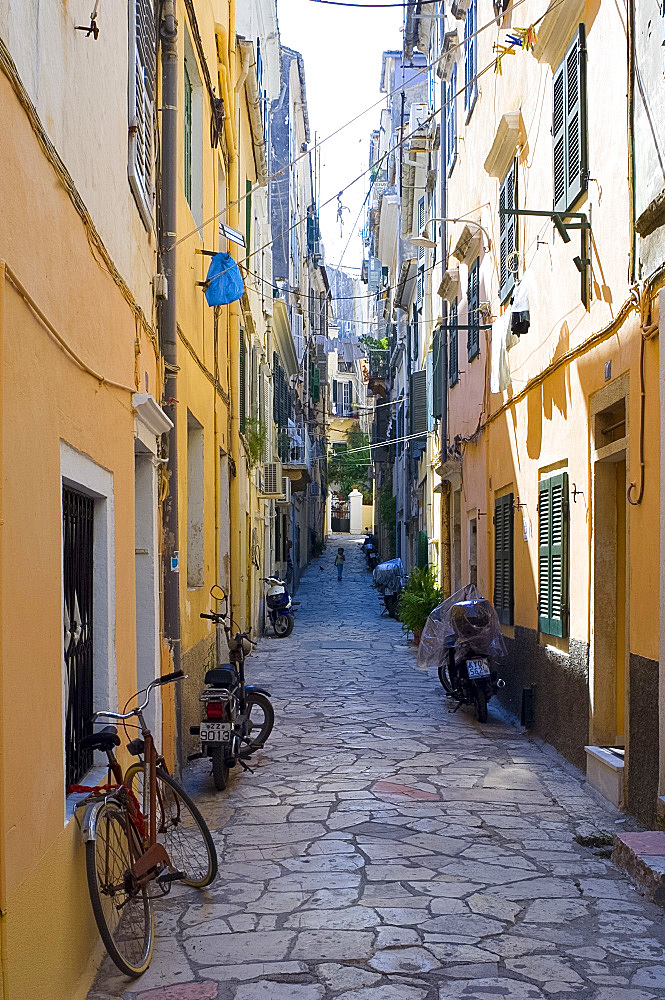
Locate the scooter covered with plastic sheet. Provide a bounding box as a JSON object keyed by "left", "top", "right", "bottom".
{"left": 418, "top": 584, "right": 506, "bottom": 722}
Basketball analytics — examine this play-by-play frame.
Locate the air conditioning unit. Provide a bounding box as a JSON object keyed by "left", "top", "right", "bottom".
{"left": 261, "top": 461, "right": 283, "bottom": 496}
{"left": 277, "top": 477, "right": 292, "bottom": 504}
{"left": 437, "top": 30, "right": 459, "bottom": 82}
{"left": 408, "top": 103, "right": 429, "bottom": 149}
{"left": 312, "top": 240, "right": 324, "bottom": 265}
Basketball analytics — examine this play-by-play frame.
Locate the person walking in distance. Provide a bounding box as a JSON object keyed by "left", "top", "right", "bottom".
{"left": 335, "top": 547, "right": 345, "bottom": 581}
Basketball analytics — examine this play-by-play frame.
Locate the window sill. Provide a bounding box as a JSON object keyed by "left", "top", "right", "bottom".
{"left": 538, "top": 633, "right": 569, "bottom": 654}
{"left": 65, "top": 763, "right": 110, "bottom": 825}
{"left": 500, "top": 623, "right": 515, "bottom": 639}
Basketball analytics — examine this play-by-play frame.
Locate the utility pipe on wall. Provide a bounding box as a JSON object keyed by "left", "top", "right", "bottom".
{"left": 159, "top": 0, "right": 182, "bottom": 762}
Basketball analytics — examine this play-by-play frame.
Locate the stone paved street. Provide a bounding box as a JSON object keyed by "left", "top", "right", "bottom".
{"left": 90, "top": 537, "right": 665, "bottom": 1000}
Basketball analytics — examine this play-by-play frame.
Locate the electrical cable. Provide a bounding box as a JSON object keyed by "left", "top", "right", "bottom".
{"left": 308, "top": 0, "right": 442, "bottom": 6}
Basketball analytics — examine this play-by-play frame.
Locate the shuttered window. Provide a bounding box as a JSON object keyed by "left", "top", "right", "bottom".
{"left": 538, "top": 472, "right": 569, "bottom": 637}
{"left": 239, "top": 335, "right": 247, "bottom": 433}
{"left": 449, "top": 300, "right": 459, "bottom": 387}
{"left": 409, "top": 369, "right": 428, "bottom": 435}
{"left": 417, "top": 530, "right": 429, "bottom": 569}
{"left": 467, "top": 259, "right": 480, "bottom": 362}
{"left": 446, "top": 65, "right": 457, "bottom": 176}
{"left": 553, "top": 26, "right": 587, "bottom": 214}
{"left": 129, "top": 0, "right": 155, "bottom": 227}
{"left": 464, "top": 0, "right": 478, "bottom": 117}
{"left": 184, "top": 62, "right": 192, "bottom": 208}
{"left": 245, "top": 179, "right": 252, "bottom": 267}
{"left": 417, "top": 198, "right": 426, "bottom": 262}
{"left": 332, "top": 379, "right": 338, "bottom": 404}
{"left": 499, "top": 159, "right": 518, "bottom": 303}
{"left": 493, "top": 493, "right": 514, "bottom": 625}
{"left": 432, "top": 327, "right": 443, "bottom": 419}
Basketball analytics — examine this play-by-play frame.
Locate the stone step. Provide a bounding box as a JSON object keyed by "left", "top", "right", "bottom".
{"left": 613, "top": 831, "right": 665, "bottom": 904}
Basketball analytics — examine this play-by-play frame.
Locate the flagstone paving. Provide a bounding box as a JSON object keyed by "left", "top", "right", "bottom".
{"left": 89, "top": 537, "right": 665, "bottom": 1000}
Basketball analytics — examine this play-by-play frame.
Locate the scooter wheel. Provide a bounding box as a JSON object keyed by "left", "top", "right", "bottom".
{"left": 274, "top": 612, "right": 295, "bottom": 638}
{"left": 211, "top": 746, "right": 229, "bottom": 791}
{"left": 384, "top": 594, "right": 400, "bottom": 620}
{"left": 474, "top": 686, "right": 488, "bottom": 724}
{"left": 437, "top": 663, "right": 455, "bottom": 695}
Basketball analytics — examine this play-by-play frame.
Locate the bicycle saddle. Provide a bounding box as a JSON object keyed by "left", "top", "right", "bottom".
{"left": 204, "top": 666, "right": 238, "bottom": 687}
{"left": 80, "top": 726, "right": 121, "bottom": 753}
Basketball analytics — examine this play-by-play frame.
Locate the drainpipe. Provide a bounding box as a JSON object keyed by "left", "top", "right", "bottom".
{"left": 159, "top": 1, "right": 182, "bottom": 764}
{"left": 0, "top": 262, "right": 8, "bottom": 1000}
{"left": 439, "top": 50, "right": 451, "bottom": 596}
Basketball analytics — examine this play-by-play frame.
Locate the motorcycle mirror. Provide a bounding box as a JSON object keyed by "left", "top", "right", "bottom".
{"left": 210, "top": 584, "right": 226, "bottom": 602}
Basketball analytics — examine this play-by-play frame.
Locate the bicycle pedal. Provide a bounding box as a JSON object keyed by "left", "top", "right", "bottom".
{"left": 156, "top": 869, "right": 185, "bottom": 884}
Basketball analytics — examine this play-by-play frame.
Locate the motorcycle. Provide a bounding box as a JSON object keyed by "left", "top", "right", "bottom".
{"left": 418, "top": 584, "right": 506, "bottom": 723}
{"left": 372, "top": 557, "right": 405, "bottom": 619}
{"left": 362, "top": 534, "right": 379, "bottom": 571}
{"left": 261, "top": 576, "right": 295, "bottom": 638}
{"left": 191, "top": 585, "right": 275, "bottom": 790}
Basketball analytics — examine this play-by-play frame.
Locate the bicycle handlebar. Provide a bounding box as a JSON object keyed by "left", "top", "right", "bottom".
{"left": 92, "top": 672, "right": 187, "bottom": 721}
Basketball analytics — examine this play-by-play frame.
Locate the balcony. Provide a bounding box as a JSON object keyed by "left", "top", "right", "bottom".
{"left": 282, "top": 422, "right": 312, "bottom": 491}
{"left": 368, "top": 349, "right": 389, "bottom": 398}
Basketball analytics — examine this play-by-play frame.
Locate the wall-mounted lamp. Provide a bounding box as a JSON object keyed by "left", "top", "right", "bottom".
{"left": 411, "top": 217, "right": 492, "bottom": 251}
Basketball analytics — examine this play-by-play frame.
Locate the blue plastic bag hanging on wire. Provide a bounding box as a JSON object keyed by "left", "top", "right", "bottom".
{"left": 204, "top": 252, "right": 244, "bottom": 306}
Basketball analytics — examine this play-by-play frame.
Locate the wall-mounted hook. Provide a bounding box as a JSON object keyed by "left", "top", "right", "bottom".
{"left": 476, "top": 511, "right": 487, "bottom": 519}
{"left": 571, "top": 483, "right": 584, "bottom": 503}
{"left": 513, "top": 496, "right": 527, "bottom": 510}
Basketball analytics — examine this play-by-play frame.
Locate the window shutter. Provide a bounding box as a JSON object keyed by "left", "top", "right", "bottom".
{"left": 449, "top": 300, "right": 459, "bottom": 386}
{"left": 184, "top": 63, "right": 192, "bottom": 208}
{"left": 426, "top": 349, "right": 434, "bottom": 431}
{"left": 446, "top": 66, "right": 457, "bottom": 174}
{"left": 538, "top": 472, "right": 569, "bottom": 637}
{"left": 467, "top": 259, "right": 480, "bottom": 361}
{"left": 417, "top": 199, "right": 426, "bottom": 262}
{"left": 432, "top": 328, "right": 442, "bottom": 419}
{"left": 565, "top": 27, "right": 587, "bottom": 209}
{"left": 464, "top": 0, "right": 477, "bottom": 114}
{"left": 332, "top": 379, "right": 338, "bottom": 404}
{"left": 499, "top": 160, "right": 517, "bottom": 302}
{"left": 129, "top": 0, "right": 155, "bottom": 225}
{"left": 272, "top": 353, "right": 279, "bottom": 424}
{"left": 417, "top": 530, "right": 429, "bottom": 569}
{"left": 245, "top": 179, "right": 252, "bottom": 266}
{"left": 409, "top": 369, "right": 428, "bottom": 435}
{"left": 239, "top": 335, "right": 246, "bottom": 432}
{"left": 552, "top": 62, "right": 566, "bottom": 213}
{"left": 493, "top": 493, "right": 514, "bottom": 625}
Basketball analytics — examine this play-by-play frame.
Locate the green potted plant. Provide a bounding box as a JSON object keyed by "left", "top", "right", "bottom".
{"left": 398, "top": 566, "right": 443, "bottom": 645}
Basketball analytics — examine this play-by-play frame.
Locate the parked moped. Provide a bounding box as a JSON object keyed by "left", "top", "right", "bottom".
{"left": 418, "top": 585, "right": 506, "bottom": 723}
{"left": 190, "top": 585, "right": 274, "bottom": 790}
{"left": 372, "top": 558, "right": 405, "bottom": 619}
{"left": 362, "top": 533, "right": 379, "bottom": 571}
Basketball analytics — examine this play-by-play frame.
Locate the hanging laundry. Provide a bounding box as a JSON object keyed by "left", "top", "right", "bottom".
{"left": 204, "top": 252, "right": 244, "bottom": 306}
{"left": 511, "top": 271, "right": 532, "bottom": 335}
{"left": 490, "top": 309, "right": 512, "bottom": 394}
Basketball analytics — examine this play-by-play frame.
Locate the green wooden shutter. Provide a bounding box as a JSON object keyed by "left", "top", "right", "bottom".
{"left": 272, "top": 353, "right": 279, "bottom": 424}
{"left": 552, "top": 62, "right": 566, "bottom": 212}
{"left": 538, "top": 472, "right": 569, "bottom": 637}
{"left": 409, "top": 369, "right": 428, "bottom": 435}
{"left": 553, "top": 27, "right": 587, "bottom": 213}
{"left": 239, "top": 335, "right": 246, "bottom": 432}
{"left": 493, "top": 493, "right": 514, "bottom": 625}
{"left": 332, "top": 379, "right": 338, "bottom": 403}
{"left": 499, "top": 160, "right": 517, "bottom": 302}
{"left": 184, "top": 62, "right": 192, "bottom": 208}
{"left": 467, "top": 259, "right": 480, "bottom": 361}
{"left": 449, "top": 300, "right": 459, "bottom": 386}
{"left": 245, "top": 179, "right": 252, "bottom": 267}
{"left": 432, "top": 328, "right": 442, "bottom": 419}
{"left": 417, "top": 530, "right": 428, "bottom": 569}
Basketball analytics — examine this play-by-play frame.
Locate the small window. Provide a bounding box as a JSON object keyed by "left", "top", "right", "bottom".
{"left": 553, "top": 26, "right": 587, "bottom": 214}
{"left": 538, "top": 472, "right": 569, "bottom": 637}
{"left": 431, "top": 327, "right": 443, "bottom": 419}
{"left": 494, "top": 493, "right": 514, "bottom": 625}
{"left": 239, "top": 335, "right": 247, "bottom": 433}
{"left": 187, "top": 412, "right": 205, "bottom": 589}
{"left": 446, "top": 65, "right": 457, "bottom": 175}
{"left": 467, "top": 259, "right": 480, "bottom": 362}
{"left": 449, "top": 299, "right": 459, "bottom": 386}
{"left": 128, "top": 0, "right": 155, "bottom": 228}
{"left": 499, "top": 159, "right": 518, "bottom": 303}
{"left": 464, "top": 0, "right": 478, "bottom": 118}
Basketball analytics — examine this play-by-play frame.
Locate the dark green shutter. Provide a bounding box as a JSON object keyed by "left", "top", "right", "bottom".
{"left": 499, "top": 161, "right": 517, "bottom": 302}
{"left": 553, "top": 27, "right": 587, "bottom": 213}
{"left": 272, "top": 353, "right": 279, "bottom": 424}
{"left": 409, "top": 369, "right": 428, "bottom": 435}
{"left": 239, "top": 335, "right": 246, "bottom": 432}
{"left": 245, "top": 179, "right": 252, "bottom": 266}
{"left": 467, "top": 259, "right": 480, "bottom": 361}
{"left": 184, "top": 62, "right": 192, "bottom": 207}
{"left": 432, "top": 328, "right": 442, "bottom": 419}
{"left": 493, "top": 493, "right": 514, "bottom": 625}
{"left": 449, "top": 300, "right": 459, "bottom": 386}
{"left": 417, "top": 530, "right": 428, "bottom": 569}
{"left": 538, "top": 472, "right": 569, "bottom": 637}
{"left": 332, "top": 379, "right": 338, "bottom": 403}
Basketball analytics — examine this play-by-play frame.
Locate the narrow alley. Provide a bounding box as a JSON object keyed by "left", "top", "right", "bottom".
{"left": 90, "top": 538, "right": 665, "bottom": 1000}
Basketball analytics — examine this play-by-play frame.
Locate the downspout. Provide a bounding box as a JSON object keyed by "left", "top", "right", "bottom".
{"left": 159, "top": 1, "right": 182, "bottom": 763}
{"left": 439, "top": 49, "right": 451, "bottom": 596}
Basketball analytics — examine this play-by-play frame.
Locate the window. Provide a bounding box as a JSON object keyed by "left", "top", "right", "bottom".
{"left": 449, "top": 299, "right": 459, "bottom": 386}
{"left": 187, "top": 412, "right": 204, "bottom": 589}
{"left": 417, "top": 198, "right": 426, "bottom": 263}
{"left": 446, "top": 65, "right": 457, "bottom": 175}
{"left": 499, "top": 159, "right": 518, "bottom": 302}
{"left": 464, "top": 0, "right": 478, "bottom": 118}
{"left": 184, "top": 34, "right": 203, "bottom": 226}
{"left": 239, "top": 335, "right": 247, "bottom": 433}
{"left": 245, "top": 179, "right": 252, "bottom": 267}
{"left": 467, "top": 259, "right": 480, "bottom": 361}
{"left": 432, "top": 327, "right": 443, "bottom": 419}
{"left": 343, "top": 381, "right": 351, "bottom": 413}
{"left": 128, "top": 0, "right": 155, "bottom": 227}
{"left": 332, "top": 379, "right": 338, "bottom": 404}
{"left": 538, "top": 471, "right": 569, "bottom": 637}
{"left": 417, "top": 530, "right": 429, "bottom": 569}
{"left": 494, "top": 493, "right": 514, "bottom": 625}
{"left": 184, "top": 61, "right": 192, "bottom": 208}
{"left": 553, "top": 26, "right": 587, "bottom": 214}
{"left": 409, "top": 369, "right": 428, "bottom": 435}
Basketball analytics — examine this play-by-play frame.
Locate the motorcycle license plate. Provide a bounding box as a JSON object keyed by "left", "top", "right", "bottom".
{"left": 466, "top": 658, "right": 491, "bottom": 679}
{"left": 200, "top": 722, "right": 232, "bottom": 742}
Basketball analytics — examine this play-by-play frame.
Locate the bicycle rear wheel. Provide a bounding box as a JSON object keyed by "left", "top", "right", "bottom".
{"left": 85, "top": 801, "right": 153, "bottom": 977}
{"left": 125, "top": 765, "right": 217, "bottom": 888}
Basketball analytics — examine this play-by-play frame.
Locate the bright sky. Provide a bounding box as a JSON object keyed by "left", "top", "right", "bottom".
{"left": 276, "top": 0, "right": 404, "bottom": 271}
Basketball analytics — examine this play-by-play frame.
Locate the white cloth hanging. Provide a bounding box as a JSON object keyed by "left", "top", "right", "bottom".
{"left": 490, "top": 309, "right": 512, "bottom": 394}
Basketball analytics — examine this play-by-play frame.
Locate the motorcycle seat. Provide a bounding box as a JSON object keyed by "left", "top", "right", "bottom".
{"left": 205, "top": 666, "right": 238, "bottom": 688}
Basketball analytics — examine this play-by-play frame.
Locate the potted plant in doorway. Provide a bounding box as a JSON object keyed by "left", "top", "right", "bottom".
{"left": 398, "top": 566, "right": 443, "bottom": 645}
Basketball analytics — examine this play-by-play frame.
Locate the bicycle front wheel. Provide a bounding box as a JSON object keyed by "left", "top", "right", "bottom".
{"left": 125, "top": 765, "right": 217, "bottom": 888}
{"left": 85, "top": 801, "right": 153, "bottom": 977}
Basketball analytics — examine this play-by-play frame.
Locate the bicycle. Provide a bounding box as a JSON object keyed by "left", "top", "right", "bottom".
{"left": 71, "top": 670, "right": 217, "bottom": 977}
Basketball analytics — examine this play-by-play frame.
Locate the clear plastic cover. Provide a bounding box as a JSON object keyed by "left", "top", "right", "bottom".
{"left": 372, "top": 558, "right": 405, "bottom": 591}
{"left": 417, "top": 585, "right": 507, "bottom": 670}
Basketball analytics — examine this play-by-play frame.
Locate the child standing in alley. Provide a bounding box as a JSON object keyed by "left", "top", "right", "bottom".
{"left": 334, "top": 547, "right": 345, "bottom": 581}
